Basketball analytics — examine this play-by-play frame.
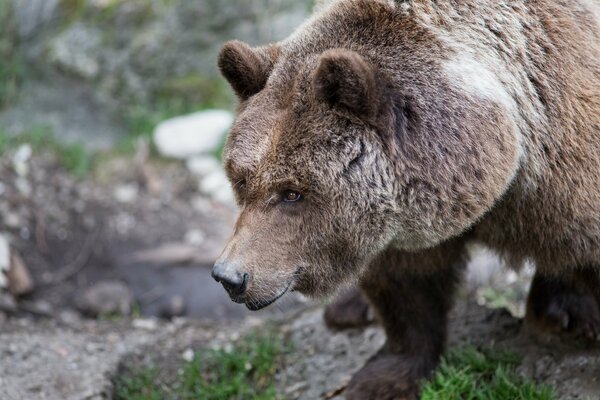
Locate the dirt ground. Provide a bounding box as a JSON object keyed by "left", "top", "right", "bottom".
{"left": 2, "top": 300, "right": 599, "bottom": 400}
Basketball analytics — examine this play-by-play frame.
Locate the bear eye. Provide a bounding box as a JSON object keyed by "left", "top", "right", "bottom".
{"left": 234, "top": 178, "right": 247, "bottom": 191}
{"left": 282, "top": 190, "right": 302, "bottom": 203}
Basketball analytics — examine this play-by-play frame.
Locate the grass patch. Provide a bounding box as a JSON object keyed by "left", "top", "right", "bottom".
{"left": 422, "top": 346, "right": 556, "bottom": 400}
{"left": 0, "top": 126, "right": 93, "bottom": 178}
{"left": 114, "top": 330, "right": 286, "bottom": 400}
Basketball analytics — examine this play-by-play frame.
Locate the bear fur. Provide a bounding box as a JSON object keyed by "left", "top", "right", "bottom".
{"left": 214, "top": 0, "right": 600, "bottom": 398}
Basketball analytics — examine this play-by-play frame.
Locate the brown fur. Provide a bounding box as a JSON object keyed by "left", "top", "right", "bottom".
{"left": 214, "top": 0, "right": 600, "bottom": 397}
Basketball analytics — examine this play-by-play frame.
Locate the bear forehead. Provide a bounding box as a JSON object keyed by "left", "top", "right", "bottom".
{"left": 226, "top": 99, "right": 334, "bottom": 178}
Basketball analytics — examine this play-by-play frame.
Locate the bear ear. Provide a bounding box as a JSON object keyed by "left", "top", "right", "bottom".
{"left": 313, "top": 49, "right": 381, "bottom": 118}
{"left": 218, "top": 40, "right": 279, "bottom": 100}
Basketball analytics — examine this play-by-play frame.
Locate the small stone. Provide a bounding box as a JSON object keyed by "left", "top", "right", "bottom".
{"left": 0, "top": 233, "right": 10, "bottom": 289}
{"left": 113, "top": 183, "right": 139, "bottom": 204}
{"left": 78, "top": 281, "right": 133, "bottom": 317}
{"left": 153, "top": 110, "right": 233, "bottom": 159}
{"left": 132, "top": 318, "right": 158, "bottom": 331}
{"left": 199, "top": 169, "right": 229, "bottom": 194}
{"left": 12, "top": 144, "right": 32, "bottom": 177}
{"left": 182, "top": 348, "right": 194, "bottom": 362}
{"left": 160, "top": 295, "right": 186, "bottom": 319}
{"left": 3, "top": 213, "right": 21, "bottom": 229}
{"left": 7, "top": 252, "right": 34, "bottom": 296}
{"left": 184, "top": 229, "right": 205, "bottom": 246}
{"left": 0, "top": 292, "right": 17, "bottom": 313}
{"left": 186, "top": 155, "right": 221, "bottom": 177}
{"left": 58, "top": 309, "right": 82, "bottom": 327}
{"left": 213, "top": 186, "right": 235, "bottom": 205}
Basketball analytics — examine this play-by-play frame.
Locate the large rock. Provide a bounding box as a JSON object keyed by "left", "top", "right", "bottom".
{"left": 153, "top": 110, "right": 233, "bottom": 159}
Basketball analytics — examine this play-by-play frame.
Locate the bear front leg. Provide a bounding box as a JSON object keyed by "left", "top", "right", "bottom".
{"left": 526, "top": 268, "right": 600, "bottom": 341}
{"left": 344, "top": 239, "right": 467, "bottom": 400}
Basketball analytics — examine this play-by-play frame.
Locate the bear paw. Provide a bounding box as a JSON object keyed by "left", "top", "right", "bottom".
{"left": 344, "top": 353, "right": 427, "bottom": 400}
{"left": 324, "top": 287, "right": 374, "bottom": 330}
{"left": 526, "top": 275, "right": 600, "bottom": 341}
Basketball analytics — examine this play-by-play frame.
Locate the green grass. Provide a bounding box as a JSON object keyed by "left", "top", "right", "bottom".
{"left": 0, "top": 126, "right": 93, "bottom": 178}
{"left": 114, "top": 330, "right": 286, "bottom": 400}
{"left": 421, "top": 346, "right": 556, "bottom": 400}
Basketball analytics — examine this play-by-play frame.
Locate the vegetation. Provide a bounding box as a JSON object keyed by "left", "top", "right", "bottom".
{"left": 114, "top": 330, "right": 286, "bottom": 400}
{"left": 421, "top": 346, "right": 556, "bottom": 400}
{"left": 0, "top": 126, "right": 92, "bottom": 178}
{"left": 0, "top": 2, "right": 25, "bottom": 110}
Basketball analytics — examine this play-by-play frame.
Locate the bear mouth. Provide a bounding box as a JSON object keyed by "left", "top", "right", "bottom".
{"left": 244, "top": 279, "right": 294, "bottom": 311}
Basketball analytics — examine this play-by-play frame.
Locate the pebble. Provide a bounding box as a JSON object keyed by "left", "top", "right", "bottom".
{"left": 78, "top": 281, "right": 133, "bottom": 317}
{"left": 132, "top": 318, "right": 158, "bottom": 331}
{"left": 113, "top": 183, "right": 139, "bottom": 204}
{"left": 7, "top": 252, "right": 34, "bottom": 296}
{"left": 0, "top": 233, "right": 10, "bottom": 289}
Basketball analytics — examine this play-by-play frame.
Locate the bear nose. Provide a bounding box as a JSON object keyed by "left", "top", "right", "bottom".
{"left": 211, "top": 261, "right": 249, "bottom": 296}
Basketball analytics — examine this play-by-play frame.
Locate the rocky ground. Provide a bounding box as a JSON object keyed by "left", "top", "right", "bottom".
{"left": 2, "top": 299, "right": 600, "bottom": 400}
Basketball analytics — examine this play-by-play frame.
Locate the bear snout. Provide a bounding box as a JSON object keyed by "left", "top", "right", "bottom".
{"left": 211, "top": 260, "right": 250, "bottom": 299}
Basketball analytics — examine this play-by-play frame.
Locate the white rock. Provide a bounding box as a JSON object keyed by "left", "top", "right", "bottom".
{"left": 132, "top": 318, "right": 158, "bottom": 331}
{"left": 186, "top": 155, "right": 221, "bottom": 177}
{"left": 213, "top": 186, "right": 235, "bottom": 205}
{"left": 182, "top": 348, "right": 195, "bottom": 362}
{"left": 0, "top": 234, "right": 10, "bottom": 289}
{"left": 200, "top": 169, "right": 229, "bottom": 194}
{"left": 12, "top": 144, "right": 32, "bottom": 177}
{"left": 153, "top": 110, "right": 233, "bottom": 159}
{"left": 113, "top": 183, "right": 139, "bottom": 204}
{"left": 184, "top": 229, "right": 206, "bottom": 246}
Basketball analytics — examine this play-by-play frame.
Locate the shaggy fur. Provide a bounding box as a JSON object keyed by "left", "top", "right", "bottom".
{"left": 214, "top": 0, "right": 600, "bottom": 397}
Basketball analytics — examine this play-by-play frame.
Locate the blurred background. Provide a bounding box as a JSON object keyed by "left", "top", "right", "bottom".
{"left": 0, "top": 0, "right": 316, "bottom": 321}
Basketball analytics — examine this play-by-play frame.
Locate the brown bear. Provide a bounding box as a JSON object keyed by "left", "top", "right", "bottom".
{"left": 212, "top": 0, "right": 600, "bottom": 398}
